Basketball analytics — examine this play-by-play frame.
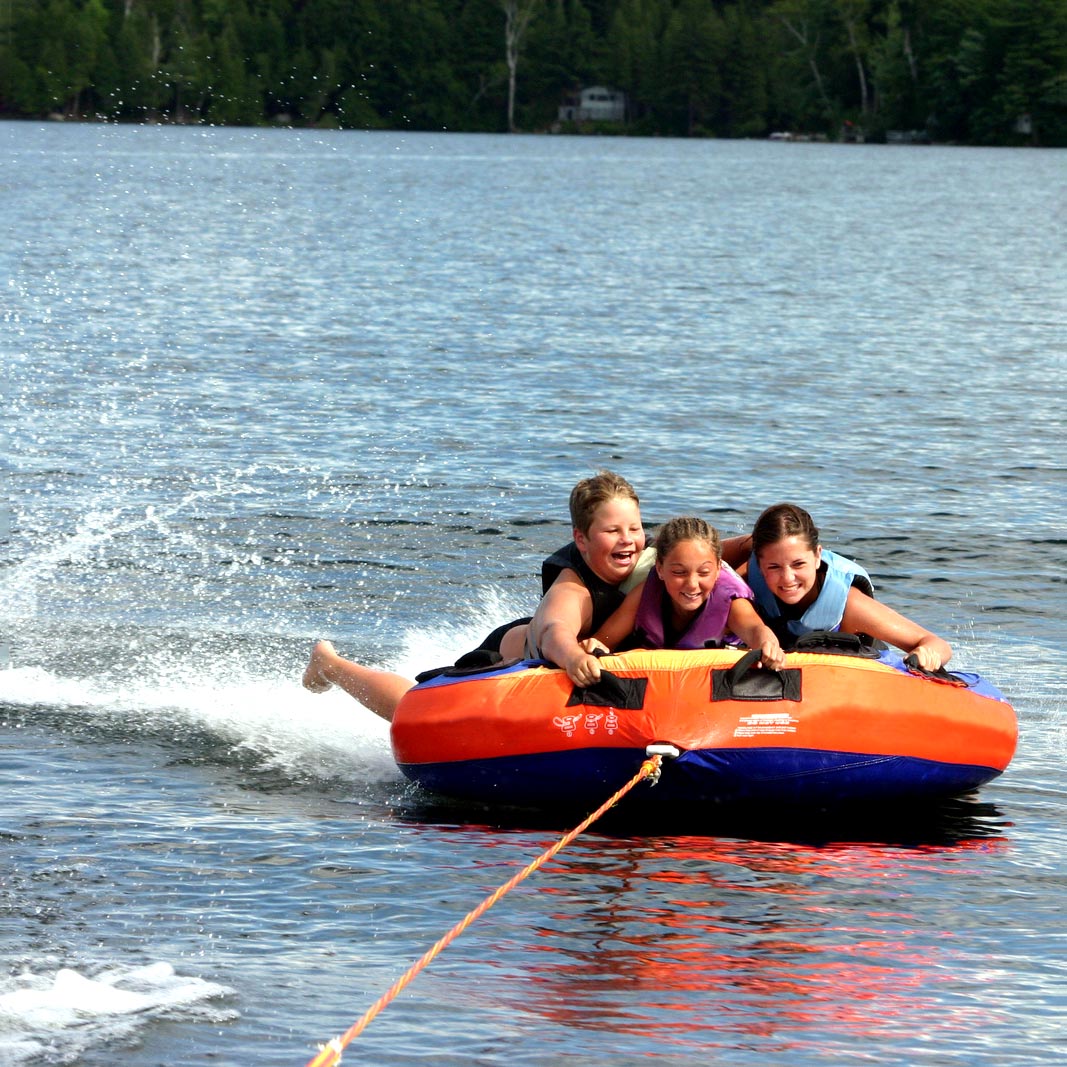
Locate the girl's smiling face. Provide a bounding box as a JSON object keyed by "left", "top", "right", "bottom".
{"left": 756, "top": 535, "right": 822, "bottom": 607}
{"left": 574, "top": 497, "right": 645, "bottom": 584}
{"left": 656, "top": 538, "right": 720, "bottom": 621}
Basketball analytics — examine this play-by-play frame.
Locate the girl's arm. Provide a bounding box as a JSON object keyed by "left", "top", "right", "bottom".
{"left": 840, "top": 587, "right": 952, "bottom": 670}
{"left": 587, "top": 583, "right": 644, "bottom": 652}
{"left": 726, "top": 599, "right": 786, "bottom": 670}
{"left": 720, "top": 534, "right": 752, "bottom": 570}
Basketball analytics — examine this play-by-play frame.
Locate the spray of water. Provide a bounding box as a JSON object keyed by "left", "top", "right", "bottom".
{"left": 0, "top": 963, "right": 236, "bottom": 1066}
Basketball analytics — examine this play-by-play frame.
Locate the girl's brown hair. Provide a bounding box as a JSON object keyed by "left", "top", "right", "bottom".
{"left": 654, "top": 516, "right": 722, "bottom": 561}
{"left": 751, "top": 503, "right": 820, "bottom": 557}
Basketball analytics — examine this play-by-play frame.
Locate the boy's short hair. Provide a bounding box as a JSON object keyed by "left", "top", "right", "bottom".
{"left": 568, "top": 471, "right": 639, "bottom": 535}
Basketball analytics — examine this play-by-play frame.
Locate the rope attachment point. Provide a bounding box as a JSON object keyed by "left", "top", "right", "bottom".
{"left": 644, "top": 743, "right": 680, "bottom": 784}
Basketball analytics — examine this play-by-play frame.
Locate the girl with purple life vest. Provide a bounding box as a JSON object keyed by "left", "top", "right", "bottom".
{"left": 582, "top": 516, "right": 785, "bottom": 669}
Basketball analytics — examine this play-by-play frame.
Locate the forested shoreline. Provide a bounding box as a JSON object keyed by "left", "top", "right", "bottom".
{"left": 3, "top": 0, "right": 1066, "bottom": 145}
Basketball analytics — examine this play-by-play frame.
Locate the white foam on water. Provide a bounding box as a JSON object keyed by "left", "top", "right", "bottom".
{"left": 0, "top": 584, "right": 529, "bottom": 785}
{"left": 0, "top": 656, "right": 397, "bottom": 786}
{"left": 391, "top": 583, "right": 525, "bottom": 680}
{"left": 0, "top": 962, "right": 236, "bottom": 1065}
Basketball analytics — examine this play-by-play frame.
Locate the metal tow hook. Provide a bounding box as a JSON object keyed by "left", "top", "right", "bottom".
{"left": 644, "top": 743, "right": 681, "bottom": 785}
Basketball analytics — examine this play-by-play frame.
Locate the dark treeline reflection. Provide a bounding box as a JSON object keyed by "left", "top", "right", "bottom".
{"left": 3, "top": 0, "right": 1066, "bottom": 145}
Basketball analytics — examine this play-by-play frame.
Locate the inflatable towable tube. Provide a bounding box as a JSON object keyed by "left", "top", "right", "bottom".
{"left": 390, "top": 643, "right": 1017, "bottom": 811}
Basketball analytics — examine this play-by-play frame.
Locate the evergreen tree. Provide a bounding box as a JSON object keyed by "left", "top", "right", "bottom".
{"left": 660, "top": 0, "right": 725, "bottom": 136}
{"left": 990, "top": 0, "right": 1067, "bottom": 145}
{"left": 868, "top": 0, "right": 926, "bottom": 133}
{"left": 720, "top": 1, "right": 772, "bottom": 137}
{"left": 605, "top": 0, "right": 672, "bottom": 130}
{"left": 768, "top": 0, "right": 840, "bottom": 130}
{"left": 453, "top": 0, "right": 508, "bottom": 131}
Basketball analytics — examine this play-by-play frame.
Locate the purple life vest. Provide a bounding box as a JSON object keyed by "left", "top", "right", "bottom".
{"left": 632, "top": 563, "right": 754, "bottom": 650}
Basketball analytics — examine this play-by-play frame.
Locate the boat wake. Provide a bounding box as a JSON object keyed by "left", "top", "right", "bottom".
{"left": 0, "top": 588, "right": 525, "bottom": 790}
{"left": 0, "top": 657, "right": 395, "bottom": 785}
{"left": 0, "top": 962, "right": 236, "bottom": 1066}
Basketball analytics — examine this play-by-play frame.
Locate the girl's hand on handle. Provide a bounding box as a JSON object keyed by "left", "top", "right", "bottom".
{"left": 908, "top": 642, "right": 946, "bottom": 672}
{"left": 758, "top": 636, "right": 785, "bottom": 671}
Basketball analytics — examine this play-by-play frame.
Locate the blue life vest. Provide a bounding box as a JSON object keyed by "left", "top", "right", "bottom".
{"left": 746, "top": 547, "right": 874, "bottom": 640}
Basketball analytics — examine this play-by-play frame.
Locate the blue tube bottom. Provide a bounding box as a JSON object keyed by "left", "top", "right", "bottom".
{"left": 398, "top": 746, "right": 1003, "bottom": 812}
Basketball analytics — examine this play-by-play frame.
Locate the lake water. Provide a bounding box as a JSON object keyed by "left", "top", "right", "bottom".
{"left": 2, "top": 121, "right": 1066, "bottom": 1066}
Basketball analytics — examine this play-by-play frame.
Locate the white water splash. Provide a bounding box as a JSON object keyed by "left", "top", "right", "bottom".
{"left": 392, "top": 583, "right": 525, "bottom": 679}
{"left": 0, "top": 584, "right": 528, "bottom": 785}
{"left": 0, "top": 962, "right": 235, "bottom": 1065}
{"left": 0, "top": 658, "right": 395, "bottom": 782}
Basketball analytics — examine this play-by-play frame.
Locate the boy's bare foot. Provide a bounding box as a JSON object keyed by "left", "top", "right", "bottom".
{"left": 302, "top": 640, "right": 336, "bottom": 693}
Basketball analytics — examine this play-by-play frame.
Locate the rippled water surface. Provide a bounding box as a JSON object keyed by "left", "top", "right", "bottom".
{"left": 3, "top": 122, "right": 1066, "bottom": 1065}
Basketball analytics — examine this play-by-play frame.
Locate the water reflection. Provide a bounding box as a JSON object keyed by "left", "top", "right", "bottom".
{"left": 394, "top": 799, "right": 1011, "bottom": 1055}
{"left": 399, "top": 791, "right": 1011, "bottom": 848}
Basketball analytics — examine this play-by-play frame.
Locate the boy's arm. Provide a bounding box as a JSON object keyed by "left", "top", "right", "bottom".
{"left": 528, "top": 571, "right": 602, "bottom": 685}
{"left": 721, "top": 534, "right": 752, "bottom": 570}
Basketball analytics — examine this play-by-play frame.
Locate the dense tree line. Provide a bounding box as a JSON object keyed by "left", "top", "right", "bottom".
{"left": 2, "top": 0, "right": 1066, "bottom": 144}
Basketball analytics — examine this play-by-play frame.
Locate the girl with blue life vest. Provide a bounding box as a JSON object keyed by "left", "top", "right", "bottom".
{"left": 583, "top": 516, "right": 786, "bottom": 669}
{"left": 743, "top": 502, "right": 952, "bottom": 671}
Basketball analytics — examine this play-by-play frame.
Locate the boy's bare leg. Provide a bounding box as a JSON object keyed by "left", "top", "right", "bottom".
{"left": 302, "top": 640, "right": 412, "bottom": 723}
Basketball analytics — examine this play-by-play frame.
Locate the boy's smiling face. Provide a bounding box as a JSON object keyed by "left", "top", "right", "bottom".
{"left": 574, "top": 497, "right": 645, "bottom": 585}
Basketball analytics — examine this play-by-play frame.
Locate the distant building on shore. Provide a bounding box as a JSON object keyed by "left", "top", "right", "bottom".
{"left": 558, "top": 87, "right": 627, "bottom": 124}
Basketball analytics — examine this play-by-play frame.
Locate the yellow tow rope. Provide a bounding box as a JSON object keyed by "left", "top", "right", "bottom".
{"left": 304, "top": 752, "right": 665, "bottom": 1067}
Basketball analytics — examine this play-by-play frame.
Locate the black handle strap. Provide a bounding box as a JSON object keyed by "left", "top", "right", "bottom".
{"left": 903, "top": 654, "right": 968, "bottom": 686}
{"left": 713, "top": 652, "right": 801, "bottom": 702}
{"left": 567, "top": 669, "right": 648, "bottom": 709}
